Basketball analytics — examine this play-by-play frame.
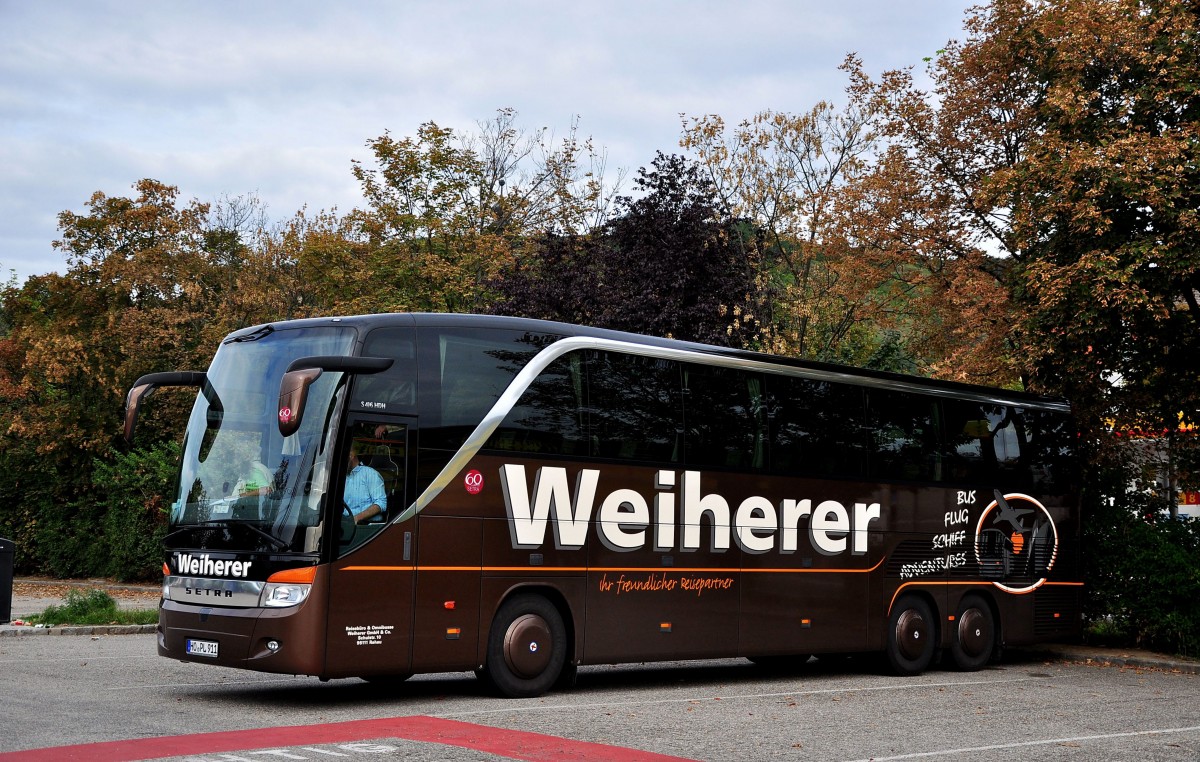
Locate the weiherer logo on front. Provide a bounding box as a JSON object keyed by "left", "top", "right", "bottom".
{"left": 174, "top": 552, "right": 253, "bottom": 578}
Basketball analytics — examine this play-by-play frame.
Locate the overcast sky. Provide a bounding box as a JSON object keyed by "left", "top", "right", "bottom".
{"left": 1, "top": 0, "right": 972, "bottom": 283}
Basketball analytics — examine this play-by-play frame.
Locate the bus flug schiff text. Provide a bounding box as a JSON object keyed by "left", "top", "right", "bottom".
{"left": 126, "top": 312, "right": 1081, "bottom": 698}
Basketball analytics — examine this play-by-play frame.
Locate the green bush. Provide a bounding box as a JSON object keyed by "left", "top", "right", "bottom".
{"left": 0, "top": 442, "right": 177, "bottom": 580}
{"left": 32, "top": 504, "right": 106, "bottom": 578}
{"left": 0, "top": 448, "right": 61, "bottom": 574}
{"left": 1082, "top": 454, "right": 1200, "bottom": 657}
{"left": 91, "top": 442, "right": 178, "bottom": 581}
{"left": 29, "top": 588, "right": 157, "bottom": 626}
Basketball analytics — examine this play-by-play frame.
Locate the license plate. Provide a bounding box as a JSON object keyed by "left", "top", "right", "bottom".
{"left": 186, "top": 638, "right": 219, "bottom": 658}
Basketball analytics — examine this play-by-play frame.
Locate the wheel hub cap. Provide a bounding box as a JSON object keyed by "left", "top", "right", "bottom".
{"left": 503, "top": 614, "right": 552, "bottom": 678}
{"left": 896, "top": 609, "right": 929, "bottom": 661}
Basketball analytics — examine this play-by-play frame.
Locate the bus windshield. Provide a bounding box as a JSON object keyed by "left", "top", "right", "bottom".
{"left": 168, "top": 326, "right": 356, "bottom": 554}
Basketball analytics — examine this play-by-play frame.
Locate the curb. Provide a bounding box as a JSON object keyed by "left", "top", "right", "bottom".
{"left": 0, "top": 624, "right": 157, "bottom": 637}
{"left": 1025, "top": 646, "right": 1200, "bottom": 675}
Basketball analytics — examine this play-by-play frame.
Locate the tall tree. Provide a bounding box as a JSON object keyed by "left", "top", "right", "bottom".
{"left": 847, "top": 0, "right": 1200, "bottom": 420}
{"left": 490, "top": 153, "right": 760, "bottom": 347}
{"left": 597, "top": 153, "right": 759, "bottom": 345}
{"left": 350, "top": 109, "right": 622, "bottom": 313}
{"left": 681, "top": 105, "right": 942, "bottom": 369}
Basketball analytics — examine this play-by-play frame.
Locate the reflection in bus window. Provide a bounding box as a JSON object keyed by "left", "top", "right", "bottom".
{"left": 420, "top": 329, "right": 555, "bottom": 453}
{"left": 768, "top": 377, "right": 868, "bottom": 479}
{"left": 867, "top": 389, "right": 939, "bottom": 482}
{"left": 683, "top": 363, "right": 767, "bottom": 470}
{"left": 487, "top": 354, "right": 587, "bottom": 455}
{"left": 941, "top": 401, "right": 1024, "bottom": 485}
{"left": 588, "top": 351, "right": 682, "bottom": 463}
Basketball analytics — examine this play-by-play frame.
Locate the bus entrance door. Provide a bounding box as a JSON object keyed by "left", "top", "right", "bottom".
{"left": 323, "top": 419, "right": 416, "bottom": 679}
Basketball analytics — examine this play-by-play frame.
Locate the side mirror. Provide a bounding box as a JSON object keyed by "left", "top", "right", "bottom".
{"left": 278, "top": 355, "right": 394, "bottom": 437}
{"left": 278, "top": 368, "right": 322, "bottom": 438}
{"left": 124, "top": 371, "right": 207, "bottom": 444}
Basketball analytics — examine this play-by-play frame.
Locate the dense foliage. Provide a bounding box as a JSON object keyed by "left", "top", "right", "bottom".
{"left": 1, "top": 1, "right": 1197, "bottom": 651}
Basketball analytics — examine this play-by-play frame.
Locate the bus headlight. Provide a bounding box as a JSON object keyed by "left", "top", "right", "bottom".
{"left": 260, "top": 566, "right": 318, "bottom": 608}
{"left": 261, "top": 583, "right": 311, "bottom": 608}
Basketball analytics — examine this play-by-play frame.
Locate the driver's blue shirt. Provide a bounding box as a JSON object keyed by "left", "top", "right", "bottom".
{"left": 345, "top": 463, "right": 387, "bottom": 521}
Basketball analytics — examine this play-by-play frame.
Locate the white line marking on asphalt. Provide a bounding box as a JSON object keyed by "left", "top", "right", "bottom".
{"left": 434, "top": 677, "right": 1043, "bottom": 719}
{"left": 0, "top": 654, "right": 156, "bottom": 664}
{"left": 845, "top": 725, "right": 1200, "bottom": 761}
{"left": 112, "top": 677, "right": 308, "bottom": 689}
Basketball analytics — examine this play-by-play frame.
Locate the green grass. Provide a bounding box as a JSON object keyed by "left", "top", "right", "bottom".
{"left": 1083, "top": 617, "right": 1134, "bottom": 648}
{"left": 27, "top": 588, "right": 158, "bottom": 626}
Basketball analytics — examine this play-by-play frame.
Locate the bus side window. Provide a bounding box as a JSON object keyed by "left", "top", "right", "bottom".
{"left": 358, "top": 327, "right": 417, "bottom": 411}
{"left": 418, "top": 328, "right": 553, "bottom": 452}
{"left": 867, "top": 389, "right": 939, "bottom": 482}
{"left": 768, "top": 377, "right": 867, "bottom": 479}
{"left": 587, "top": 351, "right": 683, "bottom": 463}
{"left": 1019, "top": 408, "right": 1076, "bottom": 495}
{"left": 942, "top": 400, "right": 997, "bottom": 484}
{"left": 486, "top": 354, "right": 588, "bottom": 455}
{"left": 682, "top": 364, "right": 767, "bottom": 470}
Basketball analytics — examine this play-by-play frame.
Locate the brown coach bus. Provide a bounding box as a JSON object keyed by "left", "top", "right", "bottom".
{"left": 124, "top": 313, "right": 1081, "bottom": 697}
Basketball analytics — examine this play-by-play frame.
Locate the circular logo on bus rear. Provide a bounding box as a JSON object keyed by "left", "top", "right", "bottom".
{"left": 973, "top": 492, "right": 1058, "bottom": 594}
{"left": 464, "top": 470, "right": 484, "bottom": 495}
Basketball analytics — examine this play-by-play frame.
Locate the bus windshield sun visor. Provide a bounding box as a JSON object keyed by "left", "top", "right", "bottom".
{"left": 223, "top": 324, "right": 274, "bottom": 344}
{"left": 284, "top": 356, "right": 394, "bottom": 374}
{"left": 278, "top": 355, "right": 394, "bottom": 437}
{"left": 124, "top": 371, "right": 208, "bottom": 444}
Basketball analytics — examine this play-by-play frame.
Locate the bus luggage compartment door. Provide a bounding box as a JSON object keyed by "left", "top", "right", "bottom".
{"left": 323, "top": 528, "right": 416, "bottom": 679}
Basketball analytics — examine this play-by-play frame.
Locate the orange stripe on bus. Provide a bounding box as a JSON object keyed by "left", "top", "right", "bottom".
{"left": 343, "top": 558, "right": 885, "bottom": 574}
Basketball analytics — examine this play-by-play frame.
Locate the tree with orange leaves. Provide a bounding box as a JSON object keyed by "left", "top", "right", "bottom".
{"left": 846, "top": 0, "right": 1200, "bottom": 436}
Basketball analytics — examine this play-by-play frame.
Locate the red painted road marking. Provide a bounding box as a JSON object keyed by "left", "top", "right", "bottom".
{"left": 0, "top": 714, "right": 697, "bottom": 762}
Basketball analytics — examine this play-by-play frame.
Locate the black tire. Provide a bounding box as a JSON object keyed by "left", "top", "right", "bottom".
{"left": 484, "top": 594, "right": 568, "bottom": 698}
{"left": 886, "top": 596, "right": 936, "bottom": 676}
{"left": 950, "top": 594, "right": 996, "bottom": 671}
{"left": 555, "top": 661, "right": 579, "bottom": 690}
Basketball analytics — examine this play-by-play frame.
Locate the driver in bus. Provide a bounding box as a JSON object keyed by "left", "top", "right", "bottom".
{"left": 234, "top": 456, "right": 273, "bottom": 498}
{"left": 345, "top": 441, "right": 387, "bottom": 524}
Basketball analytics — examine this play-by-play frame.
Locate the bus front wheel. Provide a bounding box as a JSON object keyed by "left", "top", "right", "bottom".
{"left": 886, "top": 596, "right": 935, "bottom": 676}
{"left": 485, "top": 594, "right": 567, "bottom": 698}
{"left": 950, "top": 594, "right": 995, "bottom": 671}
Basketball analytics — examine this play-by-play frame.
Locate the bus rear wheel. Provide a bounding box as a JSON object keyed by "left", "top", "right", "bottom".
{"left": 485, "top": 594, "right": 567, "bottom": 698}
{"left": 950, "top": 594, "right": 995, "bottom": 671}
{"left": 886, "top": 596, "right": 935, "bottom": 676}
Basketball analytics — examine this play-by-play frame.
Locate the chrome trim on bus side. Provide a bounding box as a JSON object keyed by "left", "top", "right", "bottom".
{"left": 396, "top": 335, "right": 1069, "bottom": 523}
{"left": 165, "top": 575, "right": 265, "bottom": 608}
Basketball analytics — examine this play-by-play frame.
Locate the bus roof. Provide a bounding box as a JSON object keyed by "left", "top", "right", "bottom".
{"left": 224, "top": 312, "right": 1070, "bottom": 412}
